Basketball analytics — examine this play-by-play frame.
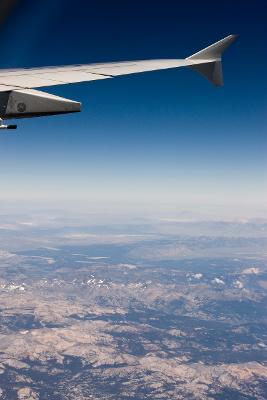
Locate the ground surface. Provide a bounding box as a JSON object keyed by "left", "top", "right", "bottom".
{"left": 0, "top": 214, "right": 266, "bottom": 399}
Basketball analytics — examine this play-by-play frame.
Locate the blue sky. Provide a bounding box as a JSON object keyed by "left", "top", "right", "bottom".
{"left": 0, "top": 0, "right": 266, "bottom": 217}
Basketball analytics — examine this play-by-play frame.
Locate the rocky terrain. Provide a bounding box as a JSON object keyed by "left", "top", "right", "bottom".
{"left": 0, "top": 214, "right": 266, "bottom": 399}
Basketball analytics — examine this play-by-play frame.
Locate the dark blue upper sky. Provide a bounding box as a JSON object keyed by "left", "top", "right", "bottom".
{"left": 0, "top": 0, "right": 266, "bottom": 217}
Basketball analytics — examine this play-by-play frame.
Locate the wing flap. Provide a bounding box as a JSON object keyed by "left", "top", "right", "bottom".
{"left": 0, "top": 71, "right": 111, "bottom": 90}
{"left": 35, "top": 71, "right": 111, "bottom": 84}
{"left": 0, "top": 75, "right": 65, "bottom": 88}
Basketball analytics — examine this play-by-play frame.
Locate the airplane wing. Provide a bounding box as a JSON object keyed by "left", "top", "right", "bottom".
{"left": 0, "top": 35, "right": 237, "bottom": 128}
{"left": 0, "top": 59, "right": 192, "bottom": 92}
{"left": 0, "top": 35, "right": 237, "bottom": 92}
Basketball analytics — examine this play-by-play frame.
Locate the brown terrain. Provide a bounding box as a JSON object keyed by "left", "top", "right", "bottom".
{"left": 0, "top": 215, "right": 266, "bottom": 399}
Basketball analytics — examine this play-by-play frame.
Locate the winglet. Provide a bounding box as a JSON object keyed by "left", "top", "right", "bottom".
{"left": 187, "top": 35, "right": 238, "bottom": 61}
{"left": 186, "top": 35, "right": 238, "bottom": 86}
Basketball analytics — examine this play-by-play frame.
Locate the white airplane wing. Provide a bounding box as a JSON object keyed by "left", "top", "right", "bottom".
{"left": 0, "top": 35, "right": 237, "bottom": 92}
{"left": 0, "top": 35, "right": 237, "bottom": 128}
